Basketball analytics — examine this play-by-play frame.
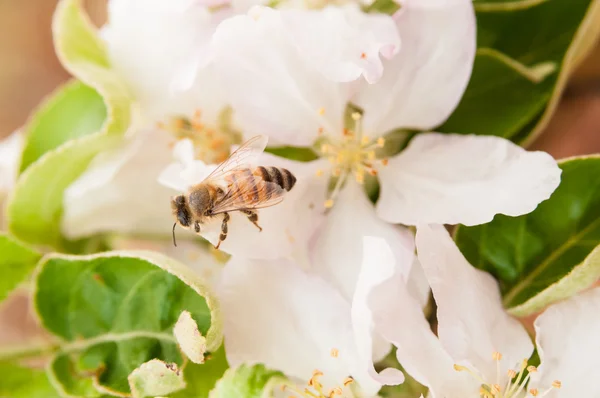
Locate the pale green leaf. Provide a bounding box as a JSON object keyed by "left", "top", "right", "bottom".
{"left": 33, "top": 250, "right": 222, "bottom": 396}
{"left": 128, "top": 359, "right": 186, "bottom": 398}
{"left": 0, "top": 234, "right": 40, "bottom": 303}
{"left": 19, "top": 81, "right": 106, "bottom": 172}
{"left": 0, "top": 360, "right": 57, "bottom": 398}
{"left": 209, "top": 364, "right": 286, "bottom": 398}
{"left": 174, "top": 311, "right": 207, "bottom": 364}
{"left": 454, "top": 156, "right": 600, "bottom": 316}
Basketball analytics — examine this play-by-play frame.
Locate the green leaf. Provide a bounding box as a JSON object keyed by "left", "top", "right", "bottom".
{"left": 19, "top": 81, "right": 107, "bottom": 172}
{"left": 0, "top": 234, "right": 41, "bottom": 303}
{"left": 172, "top": 346, "right": 229, "bottom": 398}
{"left": 363, "top": 0, "right": 400, "bottom": 15}
{"left": 0, "top": 360, "right": 57, "bottom": 398}
{"left": 7, "top": 0, "right": 132, "bottom": 248}
{"left": 209, "top": 364, "right": 285, "bottom": 398}
{"left": 33, "top": 250, "right": 222, "bottom": 397}
{"left": 128, "top": 359, "right": 186, "bottom": 398}
{"left": 440, "top": 0, "right": 600, "bottom": 143}
{"left": 454, "top": 156, "right": 600, "bottom": 316}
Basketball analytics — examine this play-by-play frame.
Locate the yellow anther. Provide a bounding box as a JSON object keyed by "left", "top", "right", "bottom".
{"left": 367, "top": 151, "right": 376, "bottom": 160}
{"left": 491, "top": 384, "right": 501, "bottom": 394}
{"left": 529, "top": 388, "right": 539, "bottom": 396}
{"left": 507, "top": 369, "right": 517, "bottom": 378}
{"left": 527, "top": 366, "right": 538, "bottom": 373}
{"left": 330, "top": 348, "right": 339, "bottom": 358}
{"left": 454, "top": 364, "right": 467, "bottom": 372}
{"left": 315, "top": 169, "right": 324, "bottom": 177}
{"left": 361, "top": 135, "right": 370, "bottom": 145}
{"left": 321, "top": 144, "right": 329, "bottom": 154}
{"left": 377, "top": 137, "right": 385, "bottom": 148}
{"left": 351, "top": 112, "right": 361, "bottom": 121}
{"left": 552, "top": 380, "right": 561, "bottom": 389}
{"left": 318, "top": 107, "right": 325, "bottom": 116}
{"left": 381, "top": 158, "right": 389, "bottom": 166}
{"left": 492, "top": 352, "right": 503, "bottom": 361}
{"left": 355, "top": 171, "right": 365, "bottom": 184}
{"left": 331, "top": 387, "right": 342, "bottom": 395}
{"left": 343, "top": 377, "right": 354, "bottom": 386}
{"left": 324, "top": 199, "right": 334, "bottom": 208}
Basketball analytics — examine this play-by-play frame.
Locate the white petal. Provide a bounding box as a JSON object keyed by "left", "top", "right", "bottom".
{"left": 211, "top": 6, "right": 348, "bottom": 146}
{"left": 530, "top": 287, "right": 600, "bottom": 398}
{"left": 407, "top": 256, "right": 430, "bottom": 309}
{"left": 367, "top": 253, "right": 477, "bottom": 397}
{"left": 281, "top": 5, "right": 400, "bottom": 84}
{"left": 377, "top": 133, "right": 562, "bottom": 226}
{"left": 158, "top": 139, "right": 215, "bottom": 192}
{"left": 219, "top": 257, "right": 380, "bottom": 394}
{"left": 312, "top": 180, "right": 413, "bottom": 302}
{"left": 0, "top": 131, "right": 23, "bottom": 195}
{"left": 196, "top": 157, "right": 328, "bottom": 260}
{"left": 106, "top": 0, "right": 226, "bottom": 120}
{"left": 62, "top": 130, "right": 176, "bottom": 237}
{"left": 356, "top": 0, "right": 476, "bottom": 134}
{"left": 351, "top": 236, "right": 415, "bottom": 391}
{"left": 415, "top": 224, "right": 533, "bottom": 385}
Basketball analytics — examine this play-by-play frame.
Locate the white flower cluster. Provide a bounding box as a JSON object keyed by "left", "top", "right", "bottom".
{"left": 0, "top": 0, "right": 595, "bottom": 396}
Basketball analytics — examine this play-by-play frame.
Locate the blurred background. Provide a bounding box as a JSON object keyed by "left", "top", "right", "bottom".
{"left": 2, "top": 0, "right": 600, "bottom": 158}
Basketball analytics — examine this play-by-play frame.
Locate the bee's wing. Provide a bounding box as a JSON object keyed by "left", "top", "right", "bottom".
{"left": 210, "top": 173, "right": 286, "bottom": 215}
{"left": 203, "top": 135, "right": 268, "bottom": 183}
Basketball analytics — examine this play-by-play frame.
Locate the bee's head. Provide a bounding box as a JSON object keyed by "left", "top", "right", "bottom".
{"left": 171, "top": 195, "right": 192, "bottom": 227}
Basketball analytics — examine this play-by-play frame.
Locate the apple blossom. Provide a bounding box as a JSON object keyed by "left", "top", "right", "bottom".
{"left": 369, "top": 224, "right": 600, "bottom": 398}
{"left": 0, "top": 132, "right": 23, "bottom": 228}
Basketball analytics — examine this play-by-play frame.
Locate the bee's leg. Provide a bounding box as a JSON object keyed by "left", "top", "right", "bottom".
{"left": 242, "top": 209, "right": 263, "bottom": 232}
{"left": 215, "top": 212, "right": 230, "bottom": 250}
{"left": 194, "top": 221, "right": 201, "bottom": 233}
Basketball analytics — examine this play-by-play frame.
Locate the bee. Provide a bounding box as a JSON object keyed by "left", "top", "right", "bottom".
{"left": 171, "top": 135, "right": 297, "bottom": 249}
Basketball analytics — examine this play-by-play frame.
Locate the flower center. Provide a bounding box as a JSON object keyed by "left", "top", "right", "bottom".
{"left": 454, "top": 352, "right": 561, "bottom": 398}
{"left": 316, "top": 110, "right": 387, "bottom": 208}
{"left": 157, "top": 108, "right": 240, "bottom": 164}
{"left": 279, "top": 348, "right": 354, "bottom": 397}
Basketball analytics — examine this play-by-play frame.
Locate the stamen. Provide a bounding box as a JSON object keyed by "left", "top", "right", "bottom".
{"left": 343, "top": 377, "right": 353, "bottom": 387}
{"left": 492, "top": 352, "right": 503, "bottom": 361}
{"left": 318, "top": 107, "right": 325, "bottom": 116}
{"left": 330, "top": 348, "right": 339, "bottom": 358}
{"left": 315, "top": 169, "right": 324, "bottom": 177}
{"left": 324, "top": 199, "right": 334, "bottom": 208}
{"left": 527, "top": 366, "right": 538, "bottom": 373}
{"left": 381, "top": 158, "right": 389, "bottom": 166}
{"left": 529, "top": 388, "right": 539, "bottom": 396}
{"left": 552, "top": 381, "right": 561, "bottom": 389}
{"left": 360, "top": 52, "right": 367, "bottom": 59}
{"left": 377, "top": 137, "right": 385, "bottom": 148}
{"left": 351, "top": 112, "right": 361, "bottom": 121}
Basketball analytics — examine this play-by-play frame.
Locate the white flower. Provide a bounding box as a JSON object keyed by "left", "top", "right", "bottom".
{"left": 63, "top": 0, "right": 403, "bottom": 259}
{"left": 209, "top": 0, "right": 560, "bottom": 299}
{"left": 369, "top": 224, "right": 600, "bottom": 398}
{"left": 217, "top": 233, "right": 417, "bottom": 396}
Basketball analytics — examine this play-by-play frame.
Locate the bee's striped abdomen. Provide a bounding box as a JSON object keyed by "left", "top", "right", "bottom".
{"left": 254, "top": 166, "right": 297, "bottom": 191}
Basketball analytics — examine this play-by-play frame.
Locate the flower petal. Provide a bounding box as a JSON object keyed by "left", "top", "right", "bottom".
{"left": 367, "top": 248, "right": 477, "bottom": 397}
{"left": 196, "top": 156, "right": 328, "bottom": 260}
{"left": 281, "top": 5, "right": 400, "bottom": 84}
{"left": 0, "top": 131, "right": 23, "bottom": 196}
{"left": 62, "top": 130, "right": 175, "bottom": 237}
{"left": 415, "top": 224, "right": 534, "bottom": 385}
{"left": 530, "top": 287, "right": 600, "bottom": 397}
{"left": 105, "top": 0, "right": 226, "bottom": 120}
{"left": 219, "top": 256, "right": 379, "bottom": 394}
{"left": 377, "top": 133, "right": 562, "bottom": 226}
{"left": 211, "top": 6, "right": 348, "bottom": 146}
{"left": 356, "top": 0, "right": 476, "bottom": 134}
{"left": 351, "top": 236, "right": 415, "bottom": 391}
{"left": 311, "top": 180, "right": 413, "bottom": 302}
{"left": 158, "top": 139, "right": 215, "bottom": 192}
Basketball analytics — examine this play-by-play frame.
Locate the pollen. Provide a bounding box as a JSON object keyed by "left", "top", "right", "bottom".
{"left": 455, "top": 353, "right": 562, "bottom": 398}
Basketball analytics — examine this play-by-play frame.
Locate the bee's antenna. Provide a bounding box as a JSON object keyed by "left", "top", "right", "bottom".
{"left": 172, "top": 223, "right": 178, "bottom": 247}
